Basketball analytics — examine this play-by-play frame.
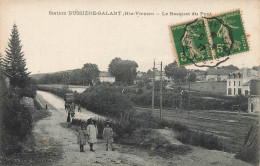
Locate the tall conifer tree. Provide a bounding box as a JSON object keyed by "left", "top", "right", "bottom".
{"left": 0, "top": 53, "right": 3, "bottom": 71}
{"left": 4, "top": 24, "right": 30, "bottom": 88}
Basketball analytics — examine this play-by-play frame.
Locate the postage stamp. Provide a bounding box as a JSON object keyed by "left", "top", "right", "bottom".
{"left": 169, "top": 9, "right": 249, "bottom": 67}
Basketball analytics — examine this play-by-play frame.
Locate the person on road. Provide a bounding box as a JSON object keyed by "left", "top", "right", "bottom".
{"left": 78, "top": 105, "right": 81, "bottom": 112}
{"left": 77, "top": 124, "right": 87, "bottom": 152}
{"left": 86, "top": 118, "right": 98, "bottom": 152}
{"left": 103, "top": 121, "right": 115, "bottom": 151}
{"left": 45, "top": 104, "right": 48, "bottom": 110}
{"left": 67, "top": 112, "right": 71, "bottom": 127}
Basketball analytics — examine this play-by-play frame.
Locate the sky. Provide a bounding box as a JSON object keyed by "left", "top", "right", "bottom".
{"left": 0, "top": 0, "right": 260, "bottom": 74}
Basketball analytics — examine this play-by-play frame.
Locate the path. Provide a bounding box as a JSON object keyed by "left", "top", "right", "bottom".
{"left": 35, "top": 91, "right": 253, "bottom": 166}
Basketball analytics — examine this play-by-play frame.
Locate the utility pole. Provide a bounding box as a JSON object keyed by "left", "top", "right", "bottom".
{"left": 188, "top": 72, "right": 191, "bottom": 119}
{"left": 160, "top": 61, "right": 163, "bottom": 119}
{"left": 152, "top": 59, "right": 155, "bottom": 113}
{"left": 180, "top": 90, "right": 183, "bottom": 113}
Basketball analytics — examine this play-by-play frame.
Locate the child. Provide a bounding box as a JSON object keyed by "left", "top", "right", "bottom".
{"left": 103, "top": 121, "right": 115, "bottom": 151}
{"left": 86, "top": 118, "right": 98, "bottom": 152}
{"left": 67, "top": 112, "right": 71, "bottom": 127}
{"left": 77, "top": 124, "right": 87, "bottom": 152}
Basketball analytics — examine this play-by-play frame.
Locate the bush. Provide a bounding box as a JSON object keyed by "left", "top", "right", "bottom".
{"left": 37, "top": 86, "right": 72, "bottom": 100}
{"left": 0, "top": 71, "right": 33, "bottom": 155}
{"left": 130, "top": 90, "right": 248, "bottom": 111}
{"left": 0, "top": 92, "right": 33, "bottom": 154}
{"left": 177, "top": 130, "right": 224, "bottom": 151}
{"left": 74, "top": 84, "right": 133, "bottom": 119}
{"left": 3, "top": 95, "right": 33, "bottom": 140}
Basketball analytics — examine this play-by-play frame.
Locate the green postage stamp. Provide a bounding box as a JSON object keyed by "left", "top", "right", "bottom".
{"left": 169, "top": 9, "right": 249, "bottom": 67}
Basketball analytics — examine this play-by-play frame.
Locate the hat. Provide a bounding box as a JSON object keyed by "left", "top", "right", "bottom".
{"left": 87, "top": 118, "right": 96, "bottom": 124}
{"left": 105, "top": 120, "right": 112, "bottom": 126}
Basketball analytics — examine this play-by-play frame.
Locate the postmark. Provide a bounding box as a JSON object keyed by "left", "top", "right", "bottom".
{"left": 169, "top": 9, "right": 249, "bottom": 67}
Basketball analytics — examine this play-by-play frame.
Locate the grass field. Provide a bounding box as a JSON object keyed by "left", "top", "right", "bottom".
{"left": 176, "top": 81, "right": 227, "bottom": 95}
{"left": 135, "top": 107, "right": 259, "bottom": 153}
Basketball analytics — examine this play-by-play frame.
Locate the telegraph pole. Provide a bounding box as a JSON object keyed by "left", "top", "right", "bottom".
{"left": 180, "top": 90, "right": 183, "bottom": 113}
{"left": 152, "top": 59, "right": 155, "bottom": 113}
{"left": 188, "top": 72, "right": 191, "bottom": 119}
{"left": 160, "top": 61, "right": 163, "bottom": 119}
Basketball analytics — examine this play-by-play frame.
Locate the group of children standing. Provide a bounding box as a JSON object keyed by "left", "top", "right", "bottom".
{"left": 76, "top": 118, "right": 115, "bottom": 152}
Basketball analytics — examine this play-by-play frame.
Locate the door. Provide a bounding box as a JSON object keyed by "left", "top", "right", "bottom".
{"left": 251, "top": 103, "right": 254, "bottom": 112}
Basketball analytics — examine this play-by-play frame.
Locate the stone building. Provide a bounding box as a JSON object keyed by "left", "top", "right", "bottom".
{"left": 227, "top": 68, "right": 259, "bottom": 96}
{"left": 99, "top": 71, "right": 115, "bottom": 83}
{"left": 205, "top": 68, "right": 235, "bottom": 82}
{"left": 248, "top": 79, "right": 260, "bottom": 113}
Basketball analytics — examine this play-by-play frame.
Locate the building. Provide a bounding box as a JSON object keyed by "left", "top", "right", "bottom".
{"left": 196, "top": 71, "right": 206, "bottom": 82}
{"left": 136, "top": 71, "right": 145, "bottom": 78}
{"left": 205, "top": 68, "right": 235, "bottom": 82}
{"left": 154, "top": 71, "right": 171, "bottom": 82}
{"left": 248, "top": 79, "right": 260, "bottom": 113}
{"left": 99, "top": 71, "right": 115, "bottom": 83}
{"left": 227, "top": 68, "right": 260, "bottom": 96}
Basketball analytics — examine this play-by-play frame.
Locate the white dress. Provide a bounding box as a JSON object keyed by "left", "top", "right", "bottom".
{"left": 86, "top": 124, "right": 98, "bottom": 143}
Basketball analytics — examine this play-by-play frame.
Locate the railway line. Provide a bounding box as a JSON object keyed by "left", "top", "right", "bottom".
{"left": 134, "top": 106, "right": 259, "bottom": 153}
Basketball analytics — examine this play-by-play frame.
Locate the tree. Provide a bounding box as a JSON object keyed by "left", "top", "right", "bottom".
{"left": 216, "top": 65, "right": 239, "bottom": 71}
{"left": 164, "top": 61, "right": 188, "bottom": 85}
{"left": 108, "top": 57, "right": 138, "bottom": 85}
{"left": 252, "top": 66, "right": 260, "bottom": 71}
{"left": 3, "top": 24, "right": 30, "bottom": 88}
{"left": 81, "top": 63, "right": 100, "bottom": 86}
{"left": 0, "top": 53, "right": 3, "bottom": 70}
{"left": 188, "top": 71, "right": 197, "bottom": 82}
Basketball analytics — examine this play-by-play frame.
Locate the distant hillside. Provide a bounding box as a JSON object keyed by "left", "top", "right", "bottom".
{"left": 30, "top": 70, "right": 74, "bottom": 81}
{"left": 30, "top": 73, "right": 47, "bottom": 80}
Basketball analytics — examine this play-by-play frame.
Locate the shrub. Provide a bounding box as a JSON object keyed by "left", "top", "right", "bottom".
{"left": 177, "top": 130, "right": 224, "bottom": 151}
{"left": 0, "top": 92, "right": 33, "bottom": 154}
{"left": 74, "top": 84, "right": 133, "bottom": 119}
{"left": 0, "top": 71, "right": 34, "bottom": 155}
{"left": 130, "top": 90, "right": 248, "bottom": 111}
{"left": 37, "top": 86, "right": 72, "bottom": 100}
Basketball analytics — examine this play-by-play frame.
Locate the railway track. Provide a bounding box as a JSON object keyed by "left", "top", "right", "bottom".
{"left": 134, "top": 106, "right": 258, "bottom": 152}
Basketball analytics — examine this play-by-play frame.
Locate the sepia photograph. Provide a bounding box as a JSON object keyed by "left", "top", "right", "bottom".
{"left": 0, "top": 0, "right": 259, "bottom": 165}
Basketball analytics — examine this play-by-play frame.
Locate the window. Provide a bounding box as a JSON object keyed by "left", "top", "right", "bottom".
{"left": 228, "top": 88, "right": 232, "bottom": 95}
{"left": 238, "top": 88, "right": 241, "bottom": 95}
{"left": 234, "top": 81, "right": 235, "bottom": 86}
{"left": 247, "top": 69, "right": 251, "bottom": 77}
{"left": 245, "top": 90, "right": 249, "bottom": 96}
{"left": 229, "top": 81, "right": 231, "bottom": 86}
{"left": 239, "top": 81, "right": 240, "bottom": 86}
{"left": 234, "top": 88, "right": 236, "bottom": 95}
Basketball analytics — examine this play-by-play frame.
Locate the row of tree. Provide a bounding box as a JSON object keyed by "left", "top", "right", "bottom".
{"left": 37, "top": 58, "right": 196, "bottom": 86}
{"left": 37, "top": 57, "right": 139, "bottom": 85}
{"left": 37, "top": 63, "right": 100, "bottom": 86}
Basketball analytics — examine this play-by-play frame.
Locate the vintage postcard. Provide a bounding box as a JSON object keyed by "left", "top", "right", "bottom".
{"left": 0, "top": 0, "right": 259, "bottom": 166}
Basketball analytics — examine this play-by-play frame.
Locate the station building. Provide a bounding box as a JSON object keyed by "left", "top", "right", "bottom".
{"left": 227, "top": 68, "right": 259, "bottom": 96}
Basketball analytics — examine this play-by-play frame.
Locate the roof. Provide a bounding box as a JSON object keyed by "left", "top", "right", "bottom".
{"left": 242, "top": 81, "right": 250, "bottom": 86}
{"left": 206, "top": 68, "right": 237, "bottom": 75}
{"left": 99, "top": 71, "right": 113, "bottom": 77}
{"left": 229, "top": 68, "right": 259, "bottom": 77}
{"left": 197, "top": 71, "right": 206, "bottom": 75}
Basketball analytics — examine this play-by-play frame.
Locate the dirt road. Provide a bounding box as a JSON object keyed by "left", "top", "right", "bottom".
{"left": 35, "top": 91, "right": 253, "bottom": 166}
